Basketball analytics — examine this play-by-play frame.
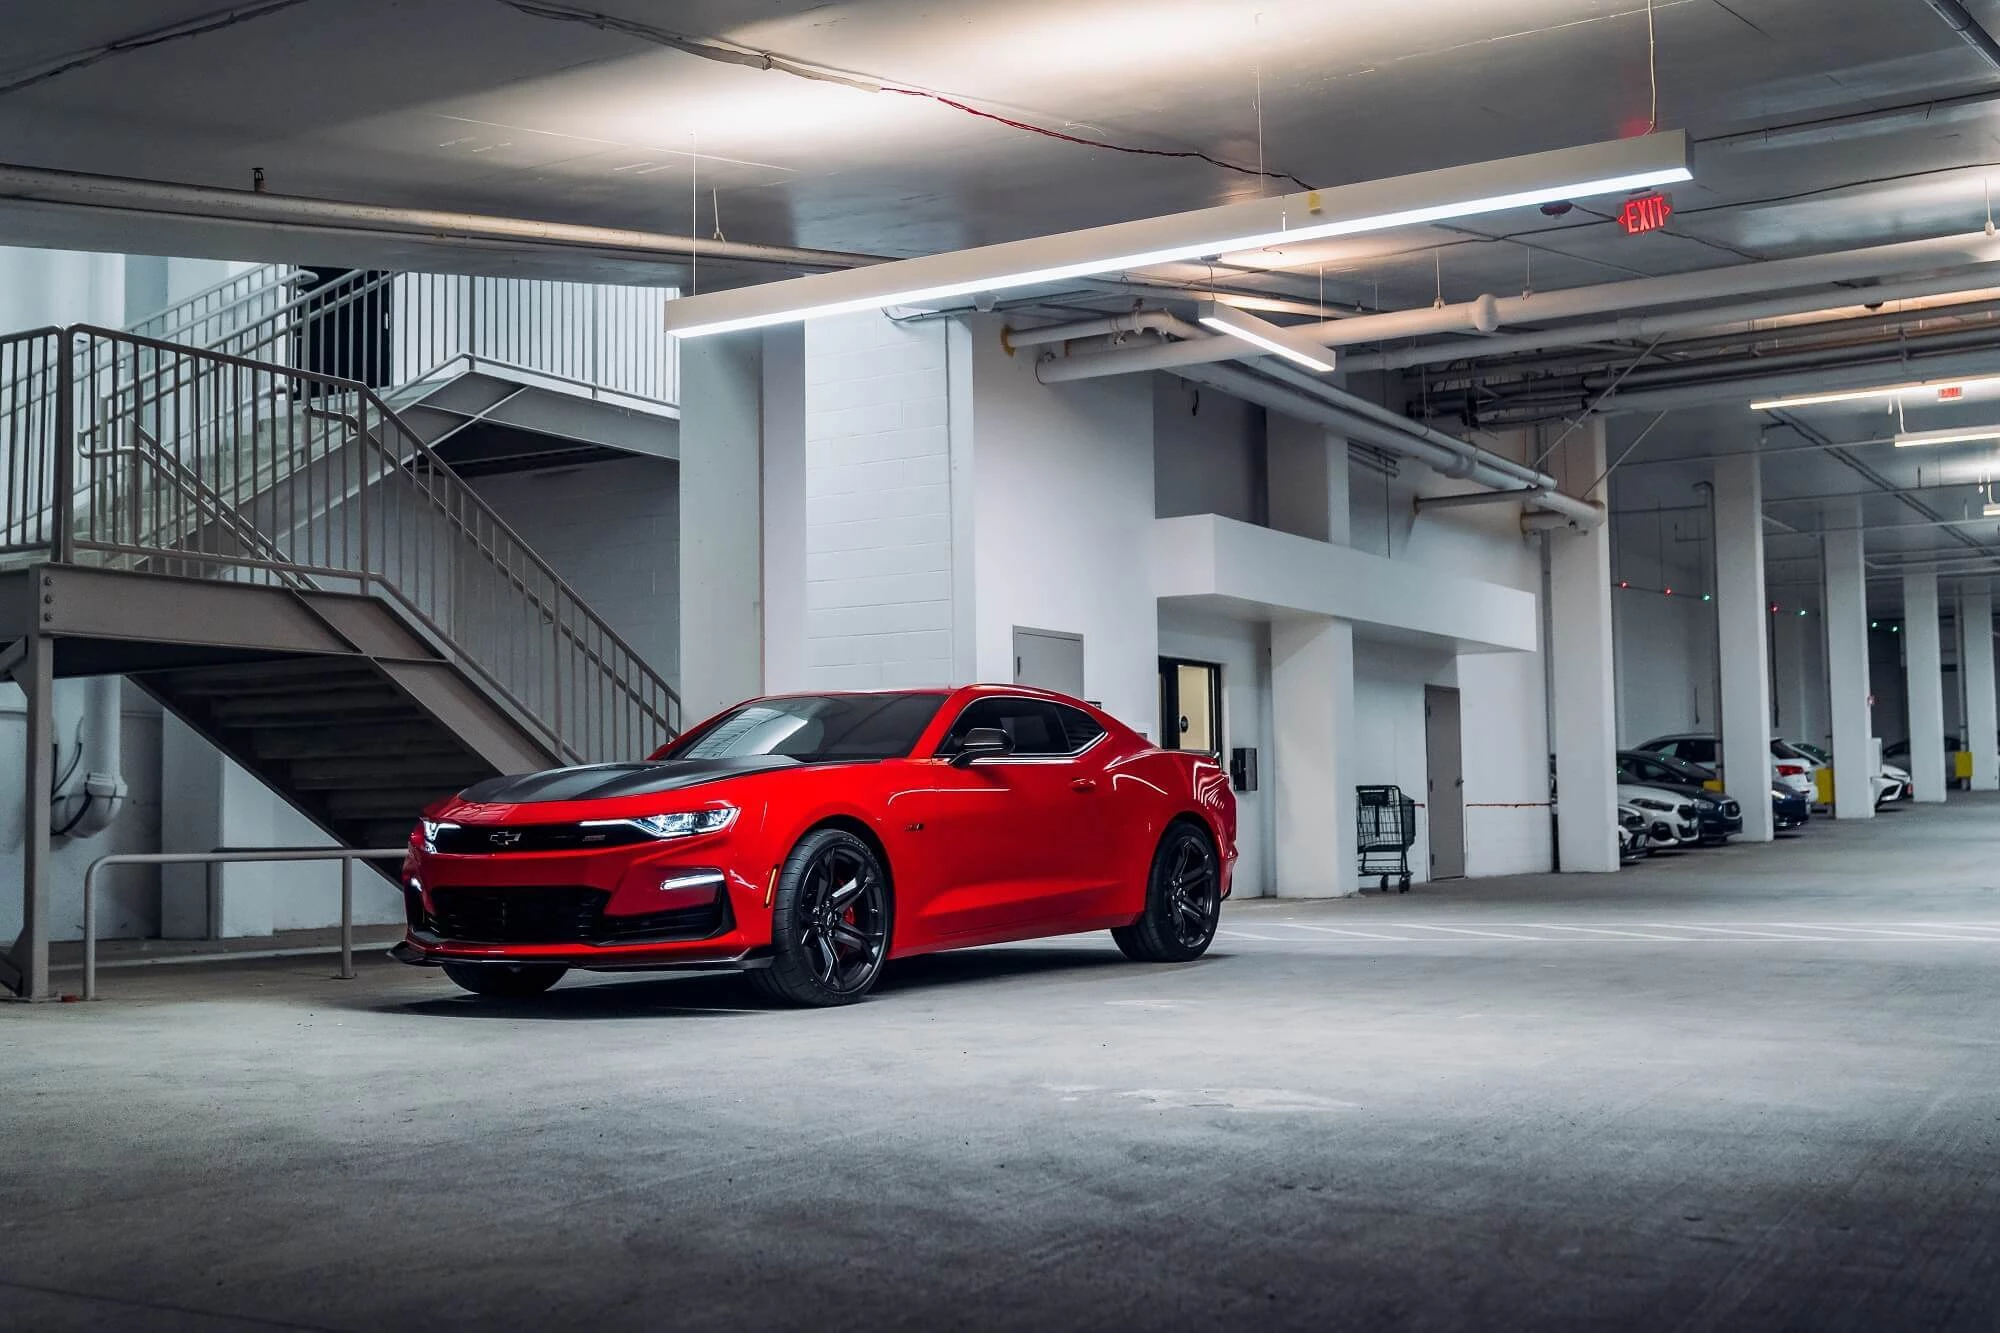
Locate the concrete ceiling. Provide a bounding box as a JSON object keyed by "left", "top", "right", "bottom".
{"left": 5, "top": 0, "right": 2000, "bottom": 606}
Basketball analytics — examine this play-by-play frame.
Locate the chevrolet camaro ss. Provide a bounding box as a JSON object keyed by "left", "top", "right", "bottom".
{"left": 392, "top": 685, "right": 1238, "bottom": 1006}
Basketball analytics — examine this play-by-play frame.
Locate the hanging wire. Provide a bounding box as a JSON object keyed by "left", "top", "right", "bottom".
{"left": 1645, "top": 0, "right": 1660, "bottom": 133}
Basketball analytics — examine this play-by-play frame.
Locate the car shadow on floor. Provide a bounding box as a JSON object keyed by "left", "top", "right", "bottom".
{"left": 378, "top": 944, "right": 1141, "bottom": 1021}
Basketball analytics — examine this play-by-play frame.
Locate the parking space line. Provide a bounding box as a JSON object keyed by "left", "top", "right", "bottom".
{"left": 1643, "top": 923, "right": 1841, "bottom": 940}
{"left": 1527, "top": 924, "right": 1684, "bottom": 940}
{"left": 1761, "top": 923, "right": 1998, "bottom": 940}
{"left": 1217, "top": 929, "right": 1284, "bottom": 941}
{"left": 1396, "top": 923, "right": 1540, "bottom": 941}
{"left": 1279, "top": 923, "right": 1413, "bottom": 941}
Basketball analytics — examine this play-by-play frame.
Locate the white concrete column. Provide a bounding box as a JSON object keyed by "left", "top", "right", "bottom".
{"left": 677, "top": 332, "right": 767, "bottom": 722}
{"left": 1823, "top": 498, "right": 1874, "bottom": 818}
{"left": 1904, "top": 570, "right": 1948, "bottom": 803}
{"left": 1713, "top": 453, "right": 1774, "bottom": 840}
{"left": 1271, "top": 618, "right": 1359, "bottom": 897}
{"left": 1546, "top": 422, "right": 1618, "bottom": 872}
{"left": 1960, "top": 580, "right": 1999, "bottom": 790}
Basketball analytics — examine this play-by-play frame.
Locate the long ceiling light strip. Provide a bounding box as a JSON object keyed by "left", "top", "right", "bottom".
{"left": 1751, "top": 372, "right": 2000, "bottom": 411}
{"left": 1196, "top": 301, "right": 1338, "bottom": 372}
{"left": 662, "top": 132, "right": 1691, "bottom": 338}
{"left": 1893, "top": 424, "right": 2000, "bottom": 447}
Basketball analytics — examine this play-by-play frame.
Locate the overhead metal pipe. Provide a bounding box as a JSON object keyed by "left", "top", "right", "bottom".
{"left": 1341, "top": 272, "right": 2000, "bottom": 373}
{"left": 1925, "top": 0, "right": 2000, "bottom": 70}
{"left": 1031, "top": 230, "right": 2000, "bottom": 383}
{"left": 1164, "top": 361, "right": 1603, "bottom": 529}
{"left": 0, "top": 162, "right": 879, "bottom": 272}
{"left": 1599, "top": 345, "right": 2000, "bottom": 413}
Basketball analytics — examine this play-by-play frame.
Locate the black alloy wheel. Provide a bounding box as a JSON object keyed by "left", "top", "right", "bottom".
{"left": 441, "top": 961, "right": 568, "bottom": 998}
{"left": 1113, "top": 822, "right": 1221, "bottom": 963}
{"left": 754, "top": 828, "right": 892, "bottom": 1007}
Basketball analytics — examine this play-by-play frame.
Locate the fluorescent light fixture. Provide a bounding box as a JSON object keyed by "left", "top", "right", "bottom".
{"left": 663, "top": 132, "right": 1691, "bottom": 337}
{"left": 1894, "top": 425, "right": 2000, "bottom": 448}
{"left": 1196, "top": 301, "right": 1337, "bottom": 373}
{"left": 1752, "top": 373, "right": 2000, "bottom": 411}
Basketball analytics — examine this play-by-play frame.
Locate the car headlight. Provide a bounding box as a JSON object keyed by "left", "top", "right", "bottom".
{"left": 1631, "top": 797, "right": 1673, "bottom": 811}
{"left": 1694, "top": 798, "right": 1716, "bottom": 812}
{"left": 418, "top": 819, "right": 457, "bottom": 853}
{"left": 586, "top": 806, "right": 739, "bottom": 840}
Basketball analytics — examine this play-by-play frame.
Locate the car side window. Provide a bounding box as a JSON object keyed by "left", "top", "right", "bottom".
{"left": 1053, "top": 704, "right": 1105, "bottom": 753}
{"left": 937, "top": 698, "right": 1071, "bottom": 757}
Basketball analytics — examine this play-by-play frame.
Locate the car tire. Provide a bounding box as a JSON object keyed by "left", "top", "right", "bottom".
{"left": 753, "top": 827, "right": 892, "bottom": 1008}
{"left": 441, "top": 962, "right": 567, "bottom": 997}
{"left": 1113, "top": 821, "right": 1222, "bottom": 964}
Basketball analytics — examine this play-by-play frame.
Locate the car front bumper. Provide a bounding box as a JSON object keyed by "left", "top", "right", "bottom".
{"left": 394, "top": 839, "right": 776, "bottom": 973}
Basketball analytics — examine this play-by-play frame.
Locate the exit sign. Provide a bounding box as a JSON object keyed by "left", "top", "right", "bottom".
{"left": 1617, "top": 191, "right": 1675, "bottom": 236}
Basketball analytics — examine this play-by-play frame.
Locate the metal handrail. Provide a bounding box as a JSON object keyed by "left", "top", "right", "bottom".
{"left": 125, "top": 263, "right": 306, "bottom": 345}
{"left": 82, "top": 847, "right": 406, "bottom": 999}
{"left": 32, "top": 324, "right": 680, "bottom": 761}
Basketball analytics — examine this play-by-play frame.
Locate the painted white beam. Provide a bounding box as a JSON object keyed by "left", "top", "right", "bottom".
{"left": 1714, "top": 452, "right": 1774, "bottom": 840}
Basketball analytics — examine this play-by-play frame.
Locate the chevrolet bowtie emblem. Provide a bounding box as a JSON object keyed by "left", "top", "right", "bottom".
{"left": 489, "top": 830, "right": 523, "bottom": 847}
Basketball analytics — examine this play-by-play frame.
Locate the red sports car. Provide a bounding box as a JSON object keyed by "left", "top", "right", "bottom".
{"left": 392, "top": 685, "right": 1237, "bottom": 1005}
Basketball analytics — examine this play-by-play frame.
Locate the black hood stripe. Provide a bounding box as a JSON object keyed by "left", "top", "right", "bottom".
{"left": 458, "top": 755, "right": 802, "bottom": 804}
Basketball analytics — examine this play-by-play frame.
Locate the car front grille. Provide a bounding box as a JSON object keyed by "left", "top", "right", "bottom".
{"left": 1676, "top": 804, "right": 1696, "bottom": 819}
{"left": 431, "top": 823, "right": 652, "bottom": 855}
{"left": 414, "top": 885, "right": 729, "bottom": 945}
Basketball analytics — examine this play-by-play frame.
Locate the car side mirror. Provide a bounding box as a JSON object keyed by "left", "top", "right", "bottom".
{"left": 949, "top": 727, "right": 1014, "bottom": 766}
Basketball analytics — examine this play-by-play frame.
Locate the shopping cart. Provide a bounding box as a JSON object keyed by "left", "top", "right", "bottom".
{"left": 1356, "top": 785, "right": 1417, "bottom": 892}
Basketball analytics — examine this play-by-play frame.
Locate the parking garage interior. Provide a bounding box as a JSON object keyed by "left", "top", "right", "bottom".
{"left": 7, "top": 1, "right": 2000, "bottom": 1327}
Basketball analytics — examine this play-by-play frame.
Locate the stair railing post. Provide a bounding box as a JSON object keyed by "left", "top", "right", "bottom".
{"left": 339, "top": 856, "right": 355, "bottom": 981}
{"left": 51, "top": 330, "right": 74, "bottom": 563}
{"left": 358, "top": 399, "right": 371, "bottom": 591}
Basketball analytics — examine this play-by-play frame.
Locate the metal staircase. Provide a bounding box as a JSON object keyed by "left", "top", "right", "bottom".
{"left": 1, "top": 320, "right": 683, "bottom": 993}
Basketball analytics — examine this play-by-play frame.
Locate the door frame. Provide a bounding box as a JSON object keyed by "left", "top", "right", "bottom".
{"left": 1159, "top": 656, "right": 1224, "bottom": 755}
{"left": 1424, "top": 684, "right": 1467, "bottom": 880}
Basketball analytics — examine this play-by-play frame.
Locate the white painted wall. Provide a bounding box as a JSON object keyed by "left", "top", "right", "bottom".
{"left": 797, "top": 311, "right": 960, "bottom": 690}
{"left": 470, "top": 457, "right": 680, "bottom": 692}
{"left": 964, "top": 315, "right": 1158, "bottom": 734}
{"left": 1153, "top": 373, "right": 1264, "bottom": 524}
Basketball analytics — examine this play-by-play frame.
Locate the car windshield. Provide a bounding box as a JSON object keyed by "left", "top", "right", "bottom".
{"left": 659, "top": 693, "right": 947, "bottom": 763}
{"left": 1648, "top": 753, "right": 1715, "bottom": 783}
{"left": 1790, "top": 742, "right": 1831, "bottom": 764}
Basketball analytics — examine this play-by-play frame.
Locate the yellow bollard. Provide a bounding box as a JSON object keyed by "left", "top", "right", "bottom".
{"left": 1814, "top": 767, "right": 1835, "bottom": 806}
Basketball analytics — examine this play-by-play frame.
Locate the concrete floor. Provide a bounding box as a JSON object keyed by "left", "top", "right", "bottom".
{"left": 8, "top": 797, "right": 2000, "bottom": 1330}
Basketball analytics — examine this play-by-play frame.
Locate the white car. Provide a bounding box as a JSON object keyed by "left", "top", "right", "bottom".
{"left": 1619, "top": 783, "right": 1701, "bottom": 850}
{"left": 1618, "top": 804, "right": 1651, "bottom": 863}
{"left": 1784, "top": 739, "right": 1910, "bottom": 807}
{"left": 1641, "top": 733, "right": 1815, "bottom": 800}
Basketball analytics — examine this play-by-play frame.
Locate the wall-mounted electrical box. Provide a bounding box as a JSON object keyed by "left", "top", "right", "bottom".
{"left": 1229, "top": 747, "right": 1258, "bottom": 793}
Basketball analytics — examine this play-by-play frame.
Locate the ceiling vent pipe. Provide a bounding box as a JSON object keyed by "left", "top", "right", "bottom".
{"left": 1165, "top": 360, "right": 1603, "bottom": 530}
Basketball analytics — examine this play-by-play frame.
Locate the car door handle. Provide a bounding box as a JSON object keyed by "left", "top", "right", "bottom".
{"left": 1071, "top": 778, "right": 1098, "bottom": 793}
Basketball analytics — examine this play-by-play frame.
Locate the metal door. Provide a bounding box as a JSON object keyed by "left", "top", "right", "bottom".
{"left": 1013, "top": 627, "right": 1085, "bottom": 696}
{"left": 1425, "top": 685, "right": 1467, "bottom": 880}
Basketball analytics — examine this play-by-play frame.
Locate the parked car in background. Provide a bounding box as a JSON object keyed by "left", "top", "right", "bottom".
{"left": 1786, "top": 739, "right": 1910, "bottom": 807}
{"left": 1615, "top": 750, "right": 1743, "bottom": 843}
{"left": 1618, "top": 804, "right": 1651, "bottom": 863}
{"left": 1773, "top": 785, "right": 1811, "bottom": 831}
{"left": 1771, "top": 739, "right": 1827, "bottom": 801}
{"left": 1884, "top": 736, "right": 1956, "bottom": 787}
{"left": 1638, "top": 733, "right": 1814, "bottom": 801}
{"left": 1618, "top": 783, "right": 1701, "bottom": 850}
